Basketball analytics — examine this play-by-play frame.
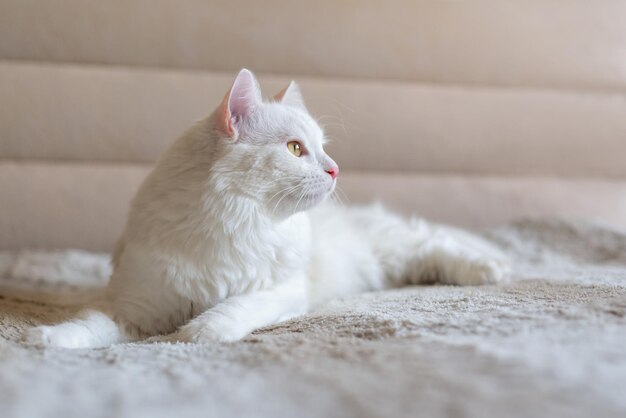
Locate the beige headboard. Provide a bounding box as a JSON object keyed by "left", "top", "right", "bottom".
{"left": 1, "top": 1, "right": 625, "bottom": 251}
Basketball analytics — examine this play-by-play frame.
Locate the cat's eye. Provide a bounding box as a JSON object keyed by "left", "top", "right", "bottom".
{"left": 287, "top": 141, "right": 303, "bottom": 157}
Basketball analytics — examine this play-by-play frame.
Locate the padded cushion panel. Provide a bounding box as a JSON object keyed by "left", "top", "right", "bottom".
{"left": 1, "top": 1, "right": 625, "bottom": 90}
{"left": 2, "top": 62, "right": 625, "bottom": 177}
{"left": 2, "top": 161, "right": 626, "bottom": 251}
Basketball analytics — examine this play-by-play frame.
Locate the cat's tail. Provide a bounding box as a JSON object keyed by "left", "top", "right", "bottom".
{"left": 22, "top": 306, "right": 135, "bottom": 349}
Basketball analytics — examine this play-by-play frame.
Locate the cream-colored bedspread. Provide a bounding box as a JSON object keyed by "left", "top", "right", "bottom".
{"left": 1, "top": 220, "right": 625, "bottom": 418}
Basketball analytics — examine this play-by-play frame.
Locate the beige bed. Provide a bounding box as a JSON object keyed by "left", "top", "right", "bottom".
{"left": 1, "top": 2, "right": 625, "bottom": 417}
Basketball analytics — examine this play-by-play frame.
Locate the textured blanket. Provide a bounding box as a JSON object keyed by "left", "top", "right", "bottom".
{"left": 1, "top": 220, "right": 625, "bottom": 418}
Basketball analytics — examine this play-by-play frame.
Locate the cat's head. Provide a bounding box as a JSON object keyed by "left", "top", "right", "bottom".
{"left": 208, "top": 69, "right": 338, "bottom": 218}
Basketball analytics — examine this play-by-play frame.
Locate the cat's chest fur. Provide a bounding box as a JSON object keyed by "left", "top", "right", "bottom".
{"left": 117, "top": 183, "right": 312, "bottom": 312}
{"left": 167, "top": 210, "right": 311, "bottom": 307}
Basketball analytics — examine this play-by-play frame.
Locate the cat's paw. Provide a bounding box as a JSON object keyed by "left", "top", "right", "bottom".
{"left": 22, "top": 326, "right": 53, "bottom": 347}
{"left": 170, "top": 318, "right": 248, "bottom": 344}
{"left": 22, "top": 325, "right": 92, "bottom": 349}
{"left": 454, "top": 259, "right": 510, "bottom": 286}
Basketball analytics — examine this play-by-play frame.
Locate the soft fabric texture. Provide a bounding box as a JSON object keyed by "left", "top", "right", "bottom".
{"left": 3, "top": 2, "right": 626, "bottom": 248}
{"left": 2, "top": 1, "right": 625, "bottom": 90}
{"left": 1, "top": 219, "right": 625, "bottom": 418}
{"left": 3, "top": 62, "right": 626, "bottom": 175}
{"left": 4, "top": 161, "right": 626, "bottom": 252}
{"left": 3, "top": 60, "right": 626, "bottom": 251}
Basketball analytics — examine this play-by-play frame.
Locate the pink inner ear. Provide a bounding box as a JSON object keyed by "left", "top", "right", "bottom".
{"left": 217, "top": 90, "right": 235, "bottom": 136}
{"left": 273, "top": 84, "right": 290, "bottom": 102}
{"left": 273, "top": 81, "right": 307, "bottom": 112}
{"left": 229, "top": 69, "right": 262, "bottom": 118}
{"left": 216, "top": 69, "right": 262, "bottom": 138}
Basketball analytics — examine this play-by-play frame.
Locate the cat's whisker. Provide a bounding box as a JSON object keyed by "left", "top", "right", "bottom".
{"left": 267, "top": 183, "right": 301, "bottom": 202}
{"left": 271, "top": 184, "right": 302, "bottom": 216}
{"left": 315, "top": 113, "right": 349, "bottom": 135}
{"left": 301, "top": 194, "right": 314, "bottom": 212}
{"left": 335, "top": 185, "right": 351, "bottom": 205}
{"left": 334, "top": 193, "right": 346, "bottom": 207}
{"left": 269, "top": 184, "right": 300, "bottom": 204}
{"left": 266, "top": 177, "right": 310, "bottom": 204}
{"left": 329, "top": 192, "right": 345, "bottom": 208}
{"left": 293, "top": 185, "right": 309, "bottom": 213}
{"left": 213, "top": 168, "right": 290, "bottom": 177}
{"left": 264, "top": 178, "right": 304, "bottom": 192}
{"left": 330, "top": 100, "right": 355, "bottom": 114}
{"left": 316, "top": 114, "right": 346, "bottom": 125}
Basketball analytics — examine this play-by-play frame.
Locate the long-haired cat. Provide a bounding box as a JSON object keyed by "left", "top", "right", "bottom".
{"left": 24, "top": 69, "right": 508, "bottom": 348}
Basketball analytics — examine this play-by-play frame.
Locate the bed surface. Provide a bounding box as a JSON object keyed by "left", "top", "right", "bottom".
{"left": 1, "top": 219, "right": 625, "bottom": 418}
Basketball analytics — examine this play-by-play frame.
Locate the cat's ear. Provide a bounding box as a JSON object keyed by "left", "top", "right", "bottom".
{"left": 273, "top": 81, "right": 307, "bottom": 112}
{"left": 216, "top": 68, "right": 262, "bottom": 139}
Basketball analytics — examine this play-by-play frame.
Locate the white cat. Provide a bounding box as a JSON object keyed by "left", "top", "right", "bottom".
{"left": 24, "top": 69, "right": 508, "bottom": 348}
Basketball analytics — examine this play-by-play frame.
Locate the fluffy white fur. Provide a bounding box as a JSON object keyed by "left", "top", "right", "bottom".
{"left": 24, "top": 69, "right": 508, "bottom": 348}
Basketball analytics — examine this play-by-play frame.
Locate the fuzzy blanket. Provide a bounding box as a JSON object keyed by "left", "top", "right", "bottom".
{"left": 1, "top": 220, "right": 625, "bottom": 418}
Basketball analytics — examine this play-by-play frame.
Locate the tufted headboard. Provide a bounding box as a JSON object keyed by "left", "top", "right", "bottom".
{"left": 1, "top": 0, "right": 625, "bottom": 251}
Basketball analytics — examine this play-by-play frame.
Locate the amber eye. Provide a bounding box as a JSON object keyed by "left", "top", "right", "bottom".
{"left": 287, "top": 141, "right": 302, "bottom": 157}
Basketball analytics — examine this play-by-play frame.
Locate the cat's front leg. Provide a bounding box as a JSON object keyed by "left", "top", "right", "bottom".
{"left": 172, "top": 277, "right": 307, "bottom": 343}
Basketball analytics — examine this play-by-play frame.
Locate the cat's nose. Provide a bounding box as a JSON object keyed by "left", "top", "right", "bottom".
{"left": 325, "top": 166, "right": 339, "bottom": 180}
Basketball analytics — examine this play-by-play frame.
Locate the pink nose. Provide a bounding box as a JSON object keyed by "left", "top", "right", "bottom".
{"left": 325, "top": 166, "right": 339, "bottom": 180}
